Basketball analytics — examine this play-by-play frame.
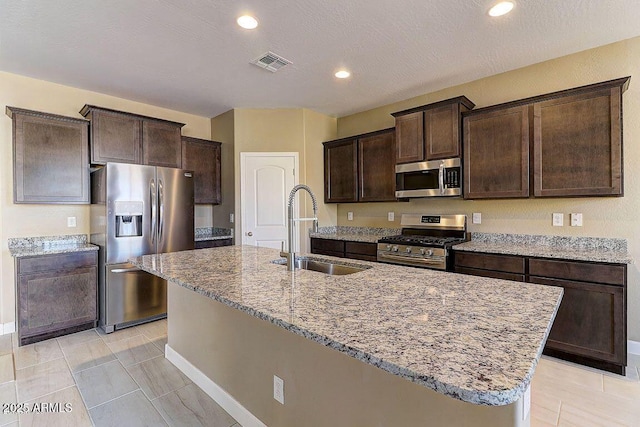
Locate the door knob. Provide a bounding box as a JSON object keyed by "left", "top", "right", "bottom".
{"left": 247, "top": 232, "right": 253, "bottom": 236}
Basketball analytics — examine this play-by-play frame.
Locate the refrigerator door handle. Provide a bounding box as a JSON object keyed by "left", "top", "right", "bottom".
{"left": 150, "top": 179, "right": 157, "bottom": 245}
{"left": 110, "top": 267, "right": 142, "bottom": 274}
{"left": 158, "top": 179, "right": 165, "bottom": 245}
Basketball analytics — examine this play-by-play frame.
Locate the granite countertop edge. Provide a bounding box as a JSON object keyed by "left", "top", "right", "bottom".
{"left": 453, "top": 241, "right": 633, "bottom": 265}
{"left": 131, "top": 247, "right": 563, "bottom": 406}
{"left": 194, "top": 235, "right": 233, "bottom": 242}
{"left": 8, "top": 234, "right": 99, "bottom": 258}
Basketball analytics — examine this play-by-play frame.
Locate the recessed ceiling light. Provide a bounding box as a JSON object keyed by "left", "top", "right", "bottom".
{"left": 237, "top": 15, "right": 258, "bottom": 29}
{"left": 488, "top": 1, "right": 514, "bottom": 17}
{"left": 335, "top": 70, "right": 351, "bottom": 79}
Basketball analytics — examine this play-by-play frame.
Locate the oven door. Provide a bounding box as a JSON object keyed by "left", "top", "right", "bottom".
{"left": 376, "top": 243, "right": 447, "bottom": 270}
{"left": 395, "top": 158, "right": 461, "bottom": 198}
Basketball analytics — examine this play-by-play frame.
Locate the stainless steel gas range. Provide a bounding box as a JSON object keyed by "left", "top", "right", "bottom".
{"left": 377, "top": 214, "right": 468, "bottom": 271}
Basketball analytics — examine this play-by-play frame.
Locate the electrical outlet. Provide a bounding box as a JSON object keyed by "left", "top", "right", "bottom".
{"left": 347, "top": 212, "right": 353, "bottom": 221}
{"left": 387, "top": 212, "right": 394, "bottom": 222}
{"left": 552, "top": 213, "right": 563, "bottom": 227}
{"left": 570, "top": 213, "right": 583, "bottom": 227}
{"left": 273, "top": 375, "right": 284, "bottom": 404}
{"left": 472, "top": 212, "right": 481, "bottom": 224}
{"left": 67, "top": 216, "right": 77, "bottom": 227}
{"left": 229, "top": 213, "right": 234, "bottom": 223}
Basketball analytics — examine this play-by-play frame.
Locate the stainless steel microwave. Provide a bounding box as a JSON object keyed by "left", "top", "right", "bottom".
{"left": 395, "top": 158, "right": 461, "bottom": 198}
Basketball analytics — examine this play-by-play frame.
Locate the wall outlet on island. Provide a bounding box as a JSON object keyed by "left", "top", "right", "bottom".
{"left": 347, "top": 212, "right": 353, "bottom": 221}
{"left": 273, "top": 375, "right": 284, "bottom": 404}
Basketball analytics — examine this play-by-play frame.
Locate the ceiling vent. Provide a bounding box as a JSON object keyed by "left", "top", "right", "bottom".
{"left": 251, "top": 51, "right": 292, "bottom": 72}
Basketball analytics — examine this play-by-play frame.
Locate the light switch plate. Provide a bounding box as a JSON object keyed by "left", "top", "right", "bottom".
{"left": 387, "top": 212, "right": 394, "bottom": 222}
{"left": 347, "top": 212, "right": 353, "bottom": 221}
{"left": 570, "top": 213, "right": 583, "bottom": 227}
{"left": 552, "top": 213, "right": 563, "bottom": 227}
{"left": 472, "top": 213, "right": 481, "bottom": 224}
{"left": 67, "top": 216, "right": 77, "bottom": 227}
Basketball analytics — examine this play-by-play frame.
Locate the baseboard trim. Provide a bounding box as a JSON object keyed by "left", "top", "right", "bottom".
{"left": 629, "top": 340, "right": 640, "bottom": 355}
{"left": 165, "top": 344, "right": 267, "bottom": 427}
{"left": 1, "top": 322, "right": 16, "bottom": 336}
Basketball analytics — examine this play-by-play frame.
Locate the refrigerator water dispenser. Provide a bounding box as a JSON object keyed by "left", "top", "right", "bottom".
{"left": 114, "top": 201, "right": 143, "bottom": 237}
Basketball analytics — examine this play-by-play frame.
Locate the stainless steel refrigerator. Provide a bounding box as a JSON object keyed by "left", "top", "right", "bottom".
{"left": 90, "top": 162, "right": 194, "bottom": 333}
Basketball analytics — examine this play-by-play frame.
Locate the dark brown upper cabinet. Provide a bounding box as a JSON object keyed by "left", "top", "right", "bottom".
{"left": 463, "top": 77, "right": 629, "bottom": 199}
{"left": 324, "top": 128, "right": 396, "bottom": 203}
{"left": 80, "top": 105, "right": 184, "bottom": 168}
{"left": 463, "top": 105, "right": 530, "bottom": 199}
{"left": 6, "top": 107, "right": 90, "bottom": 204}
{"left": 181, "top": 136, "right": 222, "bottom": 204}
{"left": 392, "top": 96, "right": 475, "bottom": 164}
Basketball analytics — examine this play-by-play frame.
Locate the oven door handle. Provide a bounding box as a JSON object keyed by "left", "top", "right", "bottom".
{"left": 378, "top": 252, "right": 444, "bottom": 265}
{"left": 438, "top": 161, "right": 445, "bottom": 195}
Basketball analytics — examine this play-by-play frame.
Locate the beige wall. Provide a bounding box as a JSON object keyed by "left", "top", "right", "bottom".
{"left": 227, "top": 108, "right": 336, "bottom": 252}
{"left": 335, "top": 37, "right": 640, "bottom": 341}
{"left": 211, "top": 109, "right": 235, "bottom": 234}
{"left": 0, "top": 71, "right": 212, "bottom": 326}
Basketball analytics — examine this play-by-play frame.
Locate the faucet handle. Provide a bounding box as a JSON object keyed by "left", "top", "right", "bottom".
{"left": 279, "top": 241, "right": 287, "bottom": 258}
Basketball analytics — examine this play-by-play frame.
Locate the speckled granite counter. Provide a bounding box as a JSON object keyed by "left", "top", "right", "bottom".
{"left": 8, "top": 234, "right": 98, "bottom": 258}
{"left": 454, "top": 233, "right": 632, "bottom": 264}
{"left": 309, "top": 226, "right": 399, "bottom": 243}
{"left": 132, "top": 245, "right": 562, "bottom": 406}
{"left": 194, "top": 227, "right": 232, "bottom": 242}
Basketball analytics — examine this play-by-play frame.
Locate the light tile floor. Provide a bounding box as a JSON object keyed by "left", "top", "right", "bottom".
{"left": 1, "top": 320, "right": 639, "bottom": 426}
{"left": 0, "top": 319, "right": 238, "bottom": 427}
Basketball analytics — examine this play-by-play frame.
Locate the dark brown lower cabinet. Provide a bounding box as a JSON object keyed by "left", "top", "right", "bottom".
{"left": 310, "top": 238, "right": 377, "bottom": 262}
{"left": 16, "top": 251, "right": 98, "bottom": 346}
{"left": 195, "top": 239, "right": 233, "bottom": 249}
{"left": 453, "top": 250, "right": 627, "bottom": 375}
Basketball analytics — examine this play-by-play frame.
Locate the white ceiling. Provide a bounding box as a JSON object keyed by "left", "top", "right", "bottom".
{"left": 1, "top": 0, "right": 640, "bottom": 118}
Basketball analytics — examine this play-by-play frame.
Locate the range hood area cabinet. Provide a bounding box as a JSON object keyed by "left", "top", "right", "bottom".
{"left": 323, "top": 128, "right": 396, "bottom": 203}
{"left": 6, "top": 106, "right": 90, "bottom": 204}
{"left": 80, "top": 105, "right": 185, "bottom": 168}
{"left": 463, "top": 76, "right": 630, "bottom": 199}
{"left": 391, "top": 96, "right": 475, "bottom": 164}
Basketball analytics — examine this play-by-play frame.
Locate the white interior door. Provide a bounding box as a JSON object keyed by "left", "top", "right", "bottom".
{"left": 241, "top": 153, "right": 298, "bottom": 250}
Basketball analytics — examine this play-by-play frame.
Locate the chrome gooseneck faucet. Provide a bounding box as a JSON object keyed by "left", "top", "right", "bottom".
{"left": 280, "top": 184, "right": 319, "bottom": 271}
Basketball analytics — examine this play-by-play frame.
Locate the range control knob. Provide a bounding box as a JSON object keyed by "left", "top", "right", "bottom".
{"left": 405, "top": 247, "right": 412, "bottom": 253}
{"left": 386, "top": 244, "right": 392, "bottom": 251}
{"left": 421, "top": 249, "right": 434, "bottom": 256}
{"left": 392, "top": 246, "right": 399, "bottom": 252}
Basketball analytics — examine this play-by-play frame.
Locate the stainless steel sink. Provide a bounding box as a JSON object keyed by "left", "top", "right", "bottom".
{"left": 273, "top": 257, "right": 370, "bottom": 275}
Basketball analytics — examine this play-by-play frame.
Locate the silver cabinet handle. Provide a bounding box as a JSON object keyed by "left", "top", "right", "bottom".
{"left": 110, "top": 267, "right": 142, "bottom": 274}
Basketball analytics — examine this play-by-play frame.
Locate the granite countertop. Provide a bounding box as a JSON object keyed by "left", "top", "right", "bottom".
{"left": 309, "top": 226, "right": 400, "bottom": 243}
{"left": 195, "top": 227, "right": 233, "bottom": 242}
{"left": 131, "top": 245, "right": 562, "bottom": 406}
{"left": 8, "top": 235, "right": 98, "bottom": 258}
{"left": 454, "top": 233, "right": 632, "bottom": 264}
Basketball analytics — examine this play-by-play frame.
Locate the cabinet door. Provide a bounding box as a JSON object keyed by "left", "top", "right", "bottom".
{"left": 89, "top": 109, "right": 142, "bottom": 165}
{"left": 182, "top": 137, "right": 222, "bottom": 204}
{"left": 424, "top": 103, "right": 460, "bottom": 160}
{"left": 463, "top": 105, "right": 530, "bottom": 199}
{"left": 9, "top": 108, "right": 89, "bottom": 204}
{"left": 310, "top": 238, "right": 345, "bottom": 257}
{"left": 18, "top": 266, "right": 97, "bottom": 340}
{"left": 358, "top": 131, "right": 396, "bottom": 202}
{"left": 530, "top": 276, "right": 625, "bottom": 366}
{"left": 324, "top": 139, "right": 358, "bottom": 203}
{"left": 533, "top": 87, "right": 623, "bottom": 197}
{"left": 394, "top": 111, "right": 424, "bottom": 164}
{"left": 195, "top": 239, "right": 232, "bottom": 249}
{"left": 143, "top": 120, "right": 183, "bottom": 168}
{"left": 345, "top": 241, "right": 377, "bottom": 262}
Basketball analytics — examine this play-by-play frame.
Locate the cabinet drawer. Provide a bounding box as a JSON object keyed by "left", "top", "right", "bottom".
{"left": 345, "top": 242, "right": 377, "bottom": 257}
{"left": 17, "top": 251, "right": 97, "bottom": 275}
{"left": 529, "top": 258, "right": 625, "bottom": 286}
{"left": 311, "top": 238, "right": 345, "bottom": 254}
{"left": 454, "top": 251, "right": 525, "bottom": 274}
{"left": 454, "top": 266, "right": 525, "bottom": 282}
{"left": 195, "top": 239, "right": 232, "bottom": 249}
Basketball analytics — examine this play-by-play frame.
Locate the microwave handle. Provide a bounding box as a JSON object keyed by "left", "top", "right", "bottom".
{"left": 439, "top": 161, "right": 445, "bottom": 195}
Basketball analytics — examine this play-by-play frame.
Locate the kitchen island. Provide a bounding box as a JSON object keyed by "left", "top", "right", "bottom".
{"left": 132, "top": 245, "right": 562, "bottom": 427}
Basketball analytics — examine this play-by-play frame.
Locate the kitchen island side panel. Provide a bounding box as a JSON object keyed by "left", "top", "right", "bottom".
{"left": 168, "top": 281, "right": 528, "bottom": 427}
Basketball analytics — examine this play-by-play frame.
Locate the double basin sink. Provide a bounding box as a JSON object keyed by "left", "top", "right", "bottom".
{"left": 273, "top": 256, "right": 370, "bottom": 275}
